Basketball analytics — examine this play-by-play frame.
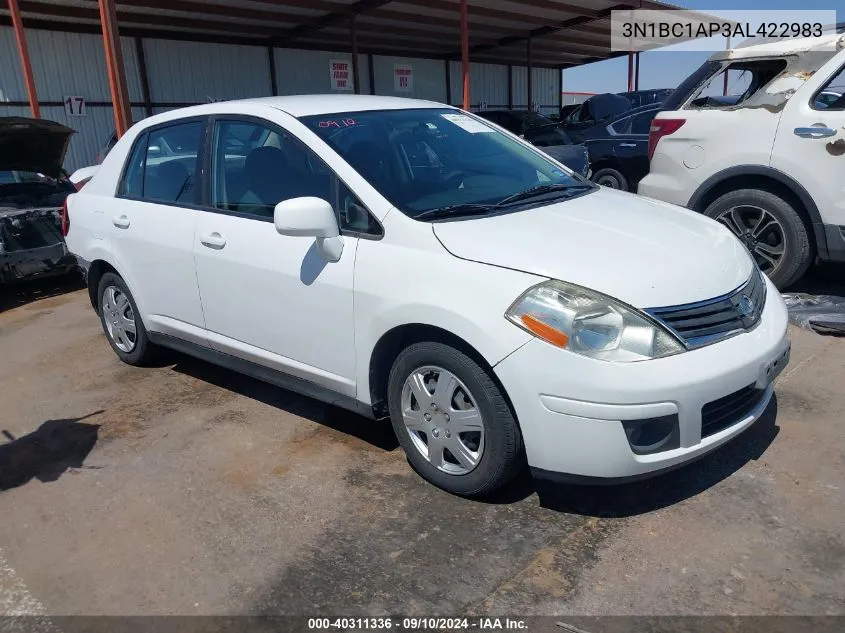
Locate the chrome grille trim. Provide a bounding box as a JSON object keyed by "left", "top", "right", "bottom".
{"left": 645, "top": 269, "right": 767, "bottom": 349}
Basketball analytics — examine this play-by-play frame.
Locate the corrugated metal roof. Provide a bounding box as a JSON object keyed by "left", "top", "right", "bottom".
{"left": 0, "top": 0, "right": 708, "bottom": 68}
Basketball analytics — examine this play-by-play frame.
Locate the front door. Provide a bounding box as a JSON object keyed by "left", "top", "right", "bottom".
{"left": 192, "top": 117, "right": 359, "bottom": 396}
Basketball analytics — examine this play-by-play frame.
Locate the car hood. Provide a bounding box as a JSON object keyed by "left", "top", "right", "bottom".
{"left": 432, "top": 188, "right": 753, "bottom": 308}
{"left": 0, "top": 117, "right": 74, "bottom": 177}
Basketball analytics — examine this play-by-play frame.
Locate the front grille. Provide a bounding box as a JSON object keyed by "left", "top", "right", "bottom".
{"left": 701, "top": 384, "right": 767, "bottom": 438}
{"left": 645, "top": 268, "right": 766, "bottom": 349}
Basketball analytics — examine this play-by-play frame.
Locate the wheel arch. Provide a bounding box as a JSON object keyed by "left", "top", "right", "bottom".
{"left": 367, "top": 323, "right": 519, "bottom": 423}
{"left": 86, "top": 259, "right": 119, "bottom": 313}
{"left": 688, "top": 165, "right": 828, "bottom": 258}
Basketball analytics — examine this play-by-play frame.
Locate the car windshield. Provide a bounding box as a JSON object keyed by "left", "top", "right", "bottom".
{"left": 300, "top": 108, "right": 591, "bottom": 219}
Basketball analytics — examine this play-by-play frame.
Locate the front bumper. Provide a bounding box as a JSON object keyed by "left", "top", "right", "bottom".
{"left": 494, "top": 276, "right": 790, "bottom": 480}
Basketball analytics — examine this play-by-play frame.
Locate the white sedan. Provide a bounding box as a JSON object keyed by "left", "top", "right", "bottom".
{"left": 63, "top": 95, "right": 790, "bottom": 496}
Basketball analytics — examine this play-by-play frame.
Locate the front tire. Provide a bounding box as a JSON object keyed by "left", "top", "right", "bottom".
{"left": 387, "top": 342, "right": 524, "bottom": 497}
{"left": 98, "top": 272, "right": 156, "bottom": 366}
{"left": 703, "top": 188, "right": 812, "bottom": 289}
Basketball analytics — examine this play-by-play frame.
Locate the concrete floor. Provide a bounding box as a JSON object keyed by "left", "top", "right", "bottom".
{"left": 0, "top": 273, "right": 843, "bottom": 617}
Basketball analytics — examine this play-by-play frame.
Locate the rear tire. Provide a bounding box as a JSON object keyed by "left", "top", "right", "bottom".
{"left": 703, "top": 188, "right": 811, "bottom": 289}
{"left": 592, "top": 167, "right": 629, "bottom": 191}
{"left": 97, "top": 272, "right": 157, "bottom": 366}
{"left": 387, "top": 342, "right": 524, "bottom": 497}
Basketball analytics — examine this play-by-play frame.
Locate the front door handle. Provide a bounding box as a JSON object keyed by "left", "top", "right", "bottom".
{"left": 200, "top": 232, "right": 226, "bottom": 249}
{"left": 619, "top": 142, "right": 638, "bottom": 147}
{"left": 112, "top": 215, "right": 130, "bottom": 229}
{"left": 794, "top": 126, "right": 837, "bottom": 139}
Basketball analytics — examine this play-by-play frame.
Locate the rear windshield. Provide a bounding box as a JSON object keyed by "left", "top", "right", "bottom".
{"left": 300, "top": 108, "right": 590, "bottom": 218}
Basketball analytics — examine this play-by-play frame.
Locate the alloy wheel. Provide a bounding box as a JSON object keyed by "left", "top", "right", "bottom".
{"left": 102, "top": 285, "right": 137, "bottom": 353}
{"left": 400, "top": 366, "right": 485, "bottom": 475}
{"left": 716, "top": 205, "right": 786, "bottom": 275}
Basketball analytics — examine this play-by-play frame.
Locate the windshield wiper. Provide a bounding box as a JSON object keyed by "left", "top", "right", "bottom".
{"left": 496, "top": 183, "right": 592, "bottom": 207}
{"left": 414, "top": 203, "right": 495, "bottom": 221}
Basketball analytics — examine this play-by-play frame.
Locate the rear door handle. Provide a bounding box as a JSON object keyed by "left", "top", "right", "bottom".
{"left": 200, "top": 232, "right": 226, "bottom": 249}
{"left": 619, "top": 142, "right": 638, "bottom": 147}
{"left": 112, "top": 215, "right": 130, "bottom": 229}
{"left": 794, "top": 126, "right": 837, "bottom": 139}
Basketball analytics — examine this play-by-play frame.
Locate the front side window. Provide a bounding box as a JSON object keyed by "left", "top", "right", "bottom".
{"left": 210, "top": 118, "right": 379, "bottom": 235}
{"left": 211, "top": 119, "right": 331, "bottom": 219}
{"left": 119, "top": 121, "right": 203, "bottom": 205}
{"left": 301, "top": 108, "right": 592, "bottom": 220}
{"left": 813, "top": 65, "right": 845, "bottom": 110}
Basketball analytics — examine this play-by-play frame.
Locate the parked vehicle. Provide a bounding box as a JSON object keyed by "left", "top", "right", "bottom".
{"left": 618, "top": 89, "right": 673, "bottom": 109}
{"left": 65, "top": 96, "right": 790, "bottom": 496}
{"left": 560, "top": 93, "right": 631, "bottom": 130}
{"left": 639, "top": 33, "right": 845, "bottom": 289}
{"left": 476, "top": 110, "right": 590, "bottom": 177}
{"left": 574, "top": 104, "right": 661, "bottom": 191}
{"left": 0, "top": 117, "right": 77, "bottom": 285}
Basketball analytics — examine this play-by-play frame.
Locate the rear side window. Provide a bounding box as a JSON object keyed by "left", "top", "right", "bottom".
{"left": 118, "top": 120, "right": 204, "bottom": 205}
{"left": 610, "top": 116, "right": 632, "bottom": 134}
{"left": 631, "top": 110, "right": 657, "bottom": 134}
{"left": 688, "top": 59, "right": 788, "bottom": 109}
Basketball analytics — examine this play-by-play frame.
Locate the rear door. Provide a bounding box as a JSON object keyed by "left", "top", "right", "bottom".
{"left": 771, "top": 54, "right": 845, "bottom": 232}
{"left": 110, "top": 118, "right": 207, "bottom": 345}
{"left": 608, "top": 109, "right": 655, "bottom": 185}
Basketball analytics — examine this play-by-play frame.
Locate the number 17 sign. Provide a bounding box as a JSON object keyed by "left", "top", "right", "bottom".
{"left": 64, "top": 96, "right": 87, "bottom": 117}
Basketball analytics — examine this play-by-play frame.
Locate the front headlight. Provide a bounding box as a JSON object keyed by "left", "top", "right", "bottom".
{"left": 505, "top": 280, "right": 685, "bottom": 362}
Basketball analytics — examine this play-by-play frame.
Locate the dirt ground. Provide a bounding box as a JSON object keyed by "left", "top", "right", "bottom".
{"left": 0, "top": 269, "right": 843, "bottom": 619}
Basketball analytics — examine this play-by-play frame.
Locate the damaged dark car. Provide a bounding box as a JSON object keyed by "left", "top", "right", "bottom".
{"left": 0, "top": 117, "right": 77, "bottom": 285}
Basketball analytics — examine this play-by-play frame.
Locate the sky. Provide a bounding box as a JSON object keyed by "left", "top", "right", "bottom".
{"left": 562, "top": 0, "right": 843, "bottom": 94}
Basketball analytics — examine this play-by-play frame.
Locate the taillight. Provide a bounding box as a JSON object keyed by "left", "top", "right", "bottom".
{"left": 648, "top": 118, "right": 686, "bottom": 161}
{"left": 61, "top": 199, "right": 70, "bottom": 237}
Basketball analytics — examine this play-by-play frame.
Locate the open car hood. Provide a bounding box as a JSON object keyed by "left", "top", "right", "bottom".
{"left": 0, "top": 117, "right": 74, "bottom": 177}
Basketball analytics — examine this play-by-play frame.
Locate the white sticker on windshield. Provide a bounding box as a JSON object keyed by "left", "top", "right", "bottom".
{"left": 440, "top": 113, "right": 493, "bottom": 133}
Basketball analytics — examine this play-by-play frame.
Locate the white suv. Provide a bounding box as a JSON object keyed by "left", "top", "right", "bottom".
{"left": 639, "top": 33, "right": 845, "bottom": 289}
{"left": 64, "top": 95, "right": 790, "bottom": 496}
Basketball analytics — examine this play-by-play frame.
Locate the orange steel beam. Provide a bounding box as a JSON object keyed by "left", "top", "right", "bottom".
{"left": 8, "top": 0, "right": 40, "bottom": 118}
{"left": 99, "top": 0, "right": 132, "bottom": 137}
{"left": 460, "top": 0, "right": 469, "bottom": 110}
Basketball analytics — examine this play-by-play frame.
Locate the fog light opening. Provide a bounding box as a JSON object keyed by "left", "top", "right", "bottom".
{"left": 622, "top": 414, "right": 680, "bottom": 455}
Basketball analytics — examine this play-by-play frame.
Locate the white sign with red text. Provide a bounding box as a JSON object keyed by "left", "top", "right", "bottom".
{"left": 393, "top": 64, "right": 413, "bottom": 93}
{"left": 329, "top": 60, "right": 352, "bottom": 91}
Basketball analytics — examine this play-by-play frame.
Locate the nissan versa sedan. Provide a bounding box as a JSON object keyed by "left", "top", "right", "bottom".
{"left": 63, "top": 95, "right": 790, "bottom": 497}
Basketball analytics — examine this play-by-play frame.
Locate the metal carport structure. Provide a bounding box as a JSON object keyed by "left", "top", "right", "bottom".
{"left": 3, "top": 0, "right": 687, "bottom": 157}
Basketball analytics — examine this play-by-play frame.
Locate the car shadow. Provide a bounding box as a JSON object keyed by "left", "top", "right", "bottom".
{"left": 166, "top": 348, "right": 778, "bottom": 515}
{"left": 486, "top": 396, "right": 780, "bottom": 517}
{"left": 0, "top": 411, "right": 103, "bottom": 492}
{"left": 169, "top": 354, "right": 399, "bottom": 452}
{"left": 0, "top": 273, "right": 85, "bottom": 313}
{"left": 788, "top": 261, "right": 845, "bottom": 296}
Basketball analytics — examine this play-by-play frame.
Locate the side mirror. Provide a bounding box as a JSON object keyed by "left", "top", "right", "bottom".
{"left": 274, "top": 197, "right": 343, "bottom": 262}
{"left": 147, "top": 144, "right": 162, "bottom": 157}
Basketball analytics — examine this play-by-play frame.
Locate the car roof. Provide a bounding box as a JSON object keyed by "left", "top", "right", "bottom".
{"left": 167, "top": 95, "right": 451, "bottom": 120}
{"left": 710, "top": 33, "right": 845, "bottom": 61}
